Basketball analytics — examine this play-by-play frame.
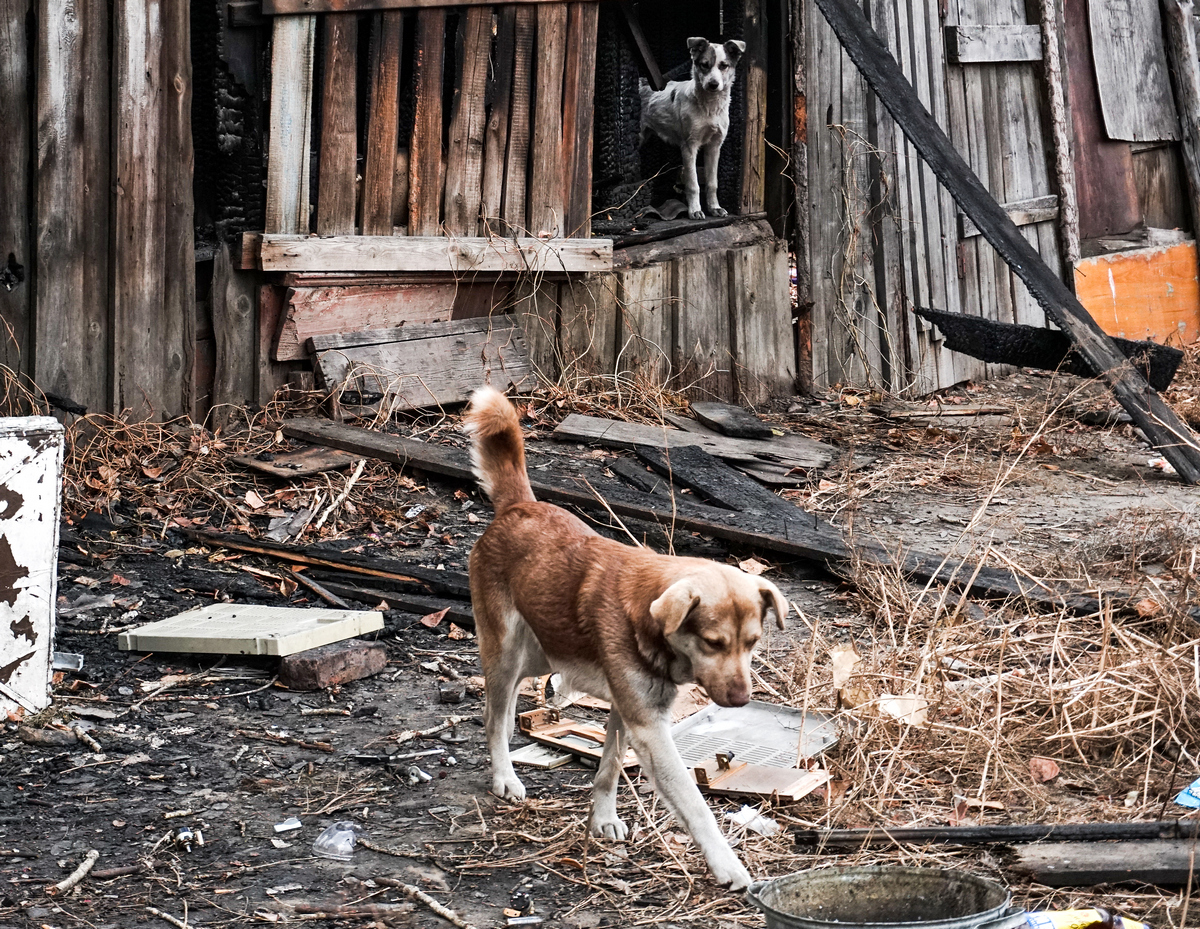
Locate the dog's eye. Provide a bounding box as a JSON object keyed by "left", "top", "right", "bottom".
{"left": 719, "top": 61, "right": 730, "bottom": 70}
{"left": 701, "top": 635, "right": 725, "bottom": 649}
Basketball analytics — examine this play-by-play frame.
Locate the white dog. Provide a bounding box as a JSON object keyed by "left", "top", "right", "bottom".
{"left": 639, "top": 37, "right": 746, "bottom": 220}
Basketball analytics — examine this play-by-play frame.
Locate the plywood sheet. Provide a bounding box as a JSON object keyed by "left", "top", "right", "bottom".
{"left": 1073, "top": 241, "right": 1200, "bottom": 344}
{"left": 1088, "top": 0, "right": 1179, "bottom": 142}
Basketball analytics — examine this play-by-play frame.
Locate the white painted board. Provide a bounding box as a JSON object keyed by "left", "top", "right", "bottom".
{"left": 0, "top": 416, "right": 63, "bottom": 714}
{"left": 118, "top": 604, "right": 384, "bottom": 656}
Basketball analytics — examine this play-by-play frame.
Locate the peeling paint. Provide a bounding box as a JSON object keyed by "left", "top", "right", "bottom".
{"left": 0, "top": 538, "right": 28, "bottom": 608}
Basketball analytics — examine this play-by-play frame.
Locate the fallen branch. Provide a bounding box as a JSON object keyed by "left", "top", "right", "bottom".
{"left": 395, "top": 715, "right": 467, "bottom": 746}
{"left": 293, "top": 902, "right": 414, "bottom": 918}
{"left": 235, "top": 729, "right": 334, "bottom": 753}
{"left": 49, "top": 849, "right": 99, "bottom": 895}
{"left": 146, "top": 905, "right": 189, "bottom": 929}
{"left": 314, "top": 458, "right": 366, "bottom": 530}
{"left": 375, "top": 878, "right": 480, "bottom": 929}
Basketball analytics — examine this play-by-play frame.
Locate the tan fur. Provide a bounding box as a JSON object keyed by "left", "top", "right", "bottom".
{"left": 465, "top": 388, "right": 787, "bottom": 890}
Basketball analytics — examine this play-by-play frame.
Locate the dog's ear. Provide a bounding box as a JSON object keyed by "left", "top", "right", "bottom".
{"left": 756, "top": 578, "right": 788, "bottom": 630}
{"left": 687, "top": 37, "right": 710, "bottom": 60}
{"left": 650, "top": 578, "right": 701, "bottom": 636}
{"left": 724, "top": 39, "right": 746, "bottom": 64}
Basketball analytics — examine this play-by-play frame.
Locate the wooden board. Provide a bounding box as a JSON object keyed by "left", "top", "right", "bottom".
{"left": 409, "top": 8, "right": 446, "bottom": 236}
{"left": 313, "top": 316, "right": 534, "bottom": 413}
{"left": 316, "top": 13, "right": 358, "bottom": 235}
{"left": 274, "top": 283, "right": 457, "bottom": 361}
{"left": 0, "top": 0, "right": 31, "bottom": 375}
{"left": 443, "top": 6, "right": 491, "bottom": 236}
{"left": 479, "top": 6, "right": 517, "bottom": 233}
{"left": 635, "top": 444, "right": 788, "bottom": 514}
{"left": 1011, "top": 840, "right": 1200, "bottom": 886}
{"left": 944, "top": 25, "right": 1040, "bottom": 63}
{"left": 559, "top": 276, "right": 618, "bottom": 377}
{"left": 615, "top": 264, "right": 672, "bottom": 384}
{"left": 362, "top": 12, "right": 403, "bottom": 235}
{"left": 1073, "top": 241, "right": 1200, "bottom": 345}
{"left": 690, "top": 402, "right": 773, "bottom": 439}
{"left": 728, "top": 239, "right": 795, "bottom": 406}
{"left": 562, "top": 2, "right": 599, "bottom": 238}
{"left": 511, "top": 278, "right": 559, "bottom": 376}
{"left": 553, "top": 413, "right": 834, "bottom": 469}
{"left": 265, "top": 16, "right": 316, "bottom": 234}
{"left": 674, "top": 250, "right": 732, "bottom": 399}
{"left": 960, "top": 195, "right": 1058, "bottom": 239}
{"left": 1088, "top": 0, "right": 1179, "bottom": 142}
{"left": 234, "top": 446, "right": 363, "bottom": 478}
{"left": 502, "top": 5, "right": 535, "bottom": 232}
{"left": 265, "top": 0, "right": 569, "bottom": 11}
{"left": 813, "top": 0, "right": 1200, "bottom": 482}
{"left": 529, "top": 3, "right": 567, "bottom": 237}
{"left": 258, "top": 234, "right": 613, "bottom": 273}
{"left": 211, "top": 243, "right": 259, "bottom": 416}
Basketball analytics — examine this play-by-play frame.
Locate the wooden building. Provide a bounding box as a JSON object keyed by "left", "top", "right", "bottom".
{"left": 3, "top": 0, "right": 1198, "bottom": 418}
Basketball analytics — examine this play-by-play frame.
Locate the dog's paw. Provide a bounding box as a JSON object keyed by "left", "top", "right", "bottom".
{"left": 589, "top": 814, "right": 629, "bottom": 841}
{"left": 709, "top": 206, "right": 728, "bottom": 217}
{"left": 491, "top": 773, "right": 527, "bottom": 801}
{"left": 707, "top": 854, "right": 752, "bottom": 891}
{"left": 688, "top": 209, "right": 705, "bottom": 220}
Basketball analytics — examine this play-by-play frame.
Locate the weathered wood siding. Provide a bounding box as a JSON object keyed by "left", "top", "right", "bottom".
{"left": 806, "top": 0, "right": 1063, "bottom": 393}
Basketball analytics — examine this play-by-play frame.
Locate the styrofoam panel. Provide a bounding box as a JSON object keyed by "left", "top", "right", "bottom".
{"left": 118, "top": 604, "right": 384, "bottom": 656}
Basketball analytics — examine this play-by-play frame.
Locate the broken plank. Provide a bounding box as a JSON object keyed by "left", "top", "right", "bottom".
{"left": 944, "top": 25, "right": 1041, "bottom": 63}
{"left": 608, "top": 457, "right": 673, "bottom": 496}
{"left": 554, "top": 413, "right": 834, "bottom": 469}
{"left": 959, "top": 195, "right": 1058, "bottom": 239}
{"left": 258, "top": 234, "right": 613, "bottom": 274}
{"left": 812, "top": 0, "right": 1200, "bottom": 482}
{"left": 312, "top": 317, "right": 533, "bottom": 413}
{"left": 634, "top": 444, "right": 787, "bottom": 515}
{"left": 690, "top": 401, "right": 774, "bottom": 439}
{"left": 274, "top": 283, "right": 456, "bottom": 361}
{"left": 277, "top": 418, "right": 1115, "bottom": 614}
{"left": 312, "top": 579, "right": 475, "bottom": 625}
{"left": 795, "top": 820, "right": 1200, "bottom": 848}
{"left": 1010, "top": 839, "right": 1199, "bottom": 886}
{"left": 232, "top": 446, "right": 362, "bottom": 478}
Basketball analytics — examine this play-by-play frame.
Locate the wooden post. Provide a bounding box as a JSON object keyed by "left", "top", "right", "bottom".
{"left": 1161, "top": 0, "right": 1200, "bottom": 241}
{"left": 1040, "top": 0, "right": 1080, "bottom": 266}
{"left": 0, "top": 0, "right": 32, "bottom": 377}
{"left": 790, "top": 0, "right": 813, "bottom": 395}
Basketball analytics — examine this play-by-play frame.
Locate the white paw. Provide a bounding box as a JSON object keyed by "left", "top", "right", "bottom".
{"left": 688, "top": 209, "right": 705, "bottom": 220}
{"left": 710, "top": 206, "right": 728, "bottom": 217}
{"left": 491, "top": 772, "right": 527, "bottom": 801}
{"left": 589, "top": 813, "right": 629, "bottom": 841}
{"left": 708, "top": 854, "right": 752, "bottom": 890}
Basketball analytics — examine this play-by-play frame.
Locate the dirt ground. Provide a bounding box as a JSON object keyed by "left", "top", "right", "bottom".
{"left": 4, "top": 367, "right": 1199, "bottom": 929}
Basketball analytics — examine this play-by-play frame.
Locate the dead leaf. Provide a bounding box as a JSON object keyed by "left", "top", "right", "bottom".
{"left": 840, "top": 682, "right": 873, "bottom": 709}
{"left": 829, "top": 643, "right": 861, "bottom": 690}
{"left": 447, "top": 623, "right": 473, "bottom": 640}
{"left": 420, "top": 608, "right": 450, "bottom": 628}
{"left": 142, "top": 465, "right": 163, "bottom": 480}
{"left": 244, "top": 490, "right": 268, "bottom": 510}
{"left": 97, "top": 465, "right": 119, "bottom": 483}
{"left": 279, "top": 578, "right": 298, "bottom": 597}
{"left": 372, "top": 600, "right": 389, "bottom": 612}
{"left": 1029, "top": 756, "right": 1060, "bottom": 783}
{"left": 879, "top": 693, "right": 929, "bottom": 728}
{"left": 110, "top": 574, "right": 131, "bottom": 587}
{"left": 959, "top": 796, "right": 1005, "bottom": 811}
{"left": 1135, "top": 598, "right": 1162, "bottom": 618}
{"left": 738, "top": 557, "right": 768, "bottom": 576}
{"left": 948, "top": 800, "right": 975, "bottom": 826}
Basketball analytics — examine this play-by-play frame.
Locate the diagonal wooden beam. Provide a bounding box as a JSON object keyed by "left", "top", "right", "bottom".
{"left": 812, "top": 0, "right": 1200, "bottom": 483}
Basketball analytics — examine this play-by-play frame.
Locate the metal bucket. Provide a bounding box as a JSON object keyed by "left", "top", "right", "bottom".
{"left": 746, "top": 866, "right": 1027, "bottom": 929}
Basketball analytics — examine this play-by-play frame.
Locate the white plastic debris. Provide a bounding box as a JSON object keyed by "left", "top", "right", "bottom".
{"left": 274, "top": 817, "right": 302, "bottom": 833}
{"left": 724, "top": 805, "right": 781, "bottom": 837}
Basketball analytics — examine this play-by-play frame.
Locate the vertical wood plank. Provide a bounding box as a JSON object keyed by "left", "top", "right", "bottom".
{"left": 791, "top": 0, "right": 813, "bottom": 394}
{"left": 316, "top": 13, "right": 358, "bottom": 235}
{"left": 0, "top": 0, "right": 31, "bottom": 374}
{"left": 162, "top": 0, "right": 196, "bottom": 414}
{"left": 740, "top": 0, "right": 768, "bottom": 216}
{"left": 560, "top": 274, "right": 618, "bottom": 377}
{"left": 562, "top": 2, "right": 599, "bottom": 237}
{"left": 113, "top": 0, "right": 175, "bottom": 416}
{"left": 443, "top": 6, "right": 492, "bottom": 236}
{"left": 409, "top": 8, "right": 445, "bottom": 236}
{"left": 529, "top": 2, "right": 567, "bottom": 236}
{"left": 257, "top": 284, "right": 289, "bottom": 404}
{"left": 362, "top": 12, "right": 403, "bottom": 235}
{"left": 674, "top": 251, "right": 732, "bottom": 400}
{"left": 502, "top": 5, "right": 535, "bottom": 232}
{"left": 210, "top": 242, "right": 258, "bottom": 424}
{"left": 512, "top": 278, "right": 559, "bottom": 377}
{"left": 35, "top": 0, "right": 110, "bottom": 411}
{"left": 615, "top": 265, "right": 672, "bottom": 385}
{"left": 480, "top": 6, "right": 517, "bottom": 233}
{"left": 728, "top": 239, "right": 795, "bottom": 405}
{"left": 265, "top": 16, "right": 316, "bottom": 235}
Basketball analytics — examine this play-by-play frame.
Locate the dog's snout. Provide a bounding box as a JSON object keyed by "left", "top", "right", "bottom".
{"left": 706, "top": 78, "right": 720, "bottom": 91}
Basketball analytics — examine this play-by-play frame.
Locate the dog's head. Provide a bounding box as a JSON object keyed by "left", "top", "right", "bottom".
{"left": 647, "top": 564, "right": 787, "bottom": 707}
{"left": 687, "top": 37, "right": 745, "bottom": 95}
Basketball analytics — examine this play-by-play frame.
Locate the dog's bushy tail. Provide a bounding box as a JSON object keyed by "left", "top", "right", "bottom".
{"left": 464, "top": 387, "right": 535, "bottom": 516}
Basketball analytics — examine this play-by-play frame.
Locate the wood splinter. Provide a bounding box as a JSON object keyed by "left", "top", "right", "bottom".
{"left": 49, "top": 848, "right": 99, "bottom": 895}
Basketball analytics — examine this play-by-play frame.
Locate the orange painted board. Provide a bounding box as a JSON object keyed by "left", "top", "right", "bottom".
{"left": 1073, "top": 241, "right": 1200, "bottom": 345}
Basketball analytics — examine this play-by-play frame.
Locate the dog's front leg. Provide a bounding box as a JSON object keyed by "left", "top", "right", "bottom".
{"left": 682, "top": 142, "right": 704, "bottom": 219}
{"left": 703, "top": 142, "right": 726, "bottom": 217}
{"left": 589, "top": 709, "right": 628, "bottom": 840}
{"left": 624, "top": 721, "right": 752, "bottom": 889}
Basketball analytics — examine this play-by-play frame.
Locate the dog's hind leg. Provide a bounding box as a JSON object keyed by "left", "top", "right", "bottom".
{"left": 588, "top": 709, "right": 628, "bottom": 840}
{"left": 681, "top": 141, "right": 703, "bottom": 219}
{"left": 623, "top": 719, "right": 752, "bottom": 889}
{"left": 702, "top": 142, "right": 726, "bottom": 216}
{"left": 480, "top": 610, "right": 548, "bottom": 801}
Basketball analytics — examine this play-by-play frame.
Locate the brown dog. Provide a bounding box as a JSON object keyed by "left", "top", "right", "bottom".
{"left": 465, "top": 387, "right": 788, "bottom": 889}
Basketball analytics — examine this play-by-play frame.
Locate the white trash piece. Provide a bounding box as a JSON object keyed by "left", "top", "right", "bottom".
{"left": 0, "top": 416, "right": 64, "bottom": 714}
{"left": 725, "top": 805, "right": 781, "bottom": 837}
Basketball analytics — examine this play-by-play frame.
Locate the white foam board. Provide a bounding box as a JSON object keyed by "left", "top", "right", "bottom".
{"left": 117, "top": 604, "right": 384, "bottom": 656}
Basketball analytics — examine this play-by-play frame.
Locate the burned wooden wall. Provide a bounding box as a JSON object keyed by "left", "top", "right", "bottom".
{"left": 0, "top": 0, "right": 195, "bottom": 419}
